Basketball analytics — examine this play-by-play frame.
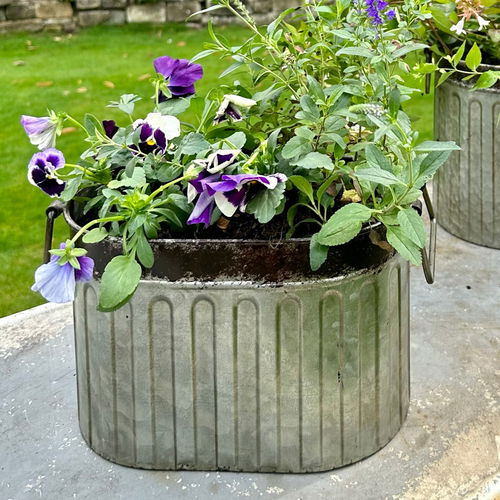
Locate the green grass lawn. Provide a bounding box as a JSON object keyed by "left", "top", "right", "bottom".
{"left": 0, "top": 23, "right": 433, "bottom": 318}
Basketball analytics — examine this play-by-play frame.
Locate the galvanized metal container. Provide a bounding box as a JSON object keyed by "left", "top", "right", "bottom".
{"left": 433, "top": 65, "right": 500, "bottom": 248}
{"left": 69, "top": 209, "right": 410, "bottom": 472}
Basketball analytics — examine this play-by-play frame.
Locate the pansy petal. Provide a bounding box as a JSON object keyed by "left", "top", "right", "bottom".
{"left": 75, "top": 255, "right": 94, "bottom": 282}
{"left": 21, "top": 115, "right": 51, "bottom": 135}
{"left": 214, "top": 191, "right": 240, "bottom": 217}
{"left": 32, "top": 260, "right": 76, "bottom": 303}
{"left": 103, "top": 120, "right": 119, "bottom": 138}
{"left": 168, "top": 84, "right": 196, "bottom": 97}
{"left": 153, "top": 55, "right": 179, "bottom": 77}
{"left": 154, "top": 129, "right": 167, "bottom": 151}
{"left": 187, "top": 191, "right": 214, "bottom": 226}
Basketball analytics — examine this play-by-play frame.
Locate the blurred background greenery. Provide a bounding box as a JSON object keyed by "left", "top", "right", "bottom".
{"left": 0, "top": 23, "right": 433, "bottom": 317}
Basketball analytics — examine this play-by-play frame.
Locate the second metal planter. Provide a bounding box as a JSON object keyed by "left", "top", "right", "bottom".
{"left": 434, "top": 65, "right": 500, "bottom": 248}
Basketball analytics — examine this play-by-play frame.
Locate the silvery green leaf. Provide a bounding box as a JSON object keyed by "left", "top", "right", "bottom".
{"left": 82, "top": 227, "right": 108, "bottom": 244}
{"left": 246, "top": 183, "right": 286, "bottom": 223}
{"left": 309, "top": 234, "right": 329, "bottom": 271}
{"left": 292, "top": 152, "right": 334, "bottom": 170}
{"left": 318, "top": 203, "right": 372, "bottom": 246}
{"left": 397, "top": 208, "right": 426, "bottom": 247}
{"left": 282, "top": 136, "right": 312, "bottom": 159}
{"left": 98, "top": 255, "right": 142, "bottom": 312}
{"left": 355, "top": 167, "right": 402, "bottom": 186}
{"left": 386, "top": 226, "right": 422, "bottom": 265}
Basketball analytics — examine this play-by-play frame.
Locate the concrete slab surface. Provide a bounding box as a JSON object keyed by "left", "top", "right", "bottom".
{"left": 1, "top": 226, "right": 499, "bottom": 500}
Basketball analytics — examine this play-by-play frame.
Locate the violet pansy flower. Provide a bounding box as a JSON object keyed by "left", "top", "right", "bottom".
{"left": 154, "top": 56, "right": 203, "bottom": 98}
{"left": 214, "top": 95, "right": 257, "bottom": 124}
{"left": 28, "top": 148, "right": 66, "bottom": 197}
{"left": 132, "top": 112, "right": 181, "bottom": 153}
{"left": 32, "top": 243, "right": 94, "bottom": 303}
{"left": 187, "top": 170, "right": 287, "bottom": 226}
{"left": 205, "top": 149, "right": 241, "bottom": 174}
{"left": 21, "top": 114, "right": 58, "bottom": 150}
{"left": 103, "top": 119, "right": 119, "bottom": 139}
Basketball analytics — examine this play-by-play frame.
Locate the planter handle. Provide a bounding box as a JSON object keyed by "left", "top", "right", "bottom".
{"left": 412, "top": 185, "right": 437, "bottom": 284}
{"left": 44, "top": 201, "right": 65, "bottom": 263}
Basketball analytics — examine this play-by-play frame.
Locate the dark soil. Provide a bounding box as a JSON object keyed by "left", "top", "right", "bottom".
{"left": 161, "top": 211, "right": 317, "bottom": 240}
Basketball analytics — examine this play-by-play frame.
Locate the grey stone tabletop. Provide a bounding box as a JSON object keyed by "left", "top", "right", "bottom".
{"left": 1, "top": 226, "right": 499, "bottom": 500}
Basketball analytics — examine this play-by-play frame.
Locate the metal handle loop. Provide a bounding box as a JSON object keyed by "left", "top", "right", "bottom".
{"left": 43, "top": 200, "right": 65, "bottom": 263}
{"left": 421, "top": 185, "right": 437, "bottom": 284}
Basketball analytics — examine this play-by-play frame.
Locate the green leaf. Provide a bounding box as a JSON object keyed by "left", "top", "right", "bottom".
{"left": 335, "top": 47, "right": 373, "bottom": 58}
{"left": 465, "top": 43, "right": 481, "bottom": 71}
{"left": 307, "top": 75, "right": 325, "bottom": 101}
{"left": 317, "top": 176, "right": 336, "bottom": 204}
{"left": 436, "top": 71, "right": 452, "bottom": 87}
{"left": 108, "top": 93, "right": 141, "bottom": 115}
{"left": 355, "top": 167, "right": 402, "bottom": 186}
{"left": 414, "top": 150, "right": 452, "bottom": 188}
{"left": 83, "top": 113, "right": 103, "bottom": 135}
{"left": 98, "top": 255, "right": 142, "bottom": 312}
{"left": 386, "top": 226, "right": 422, "bottom": 265}
{"left": 473, "top": 70, "right": 500, "bottom": 90}
{"left": 397, "top": 208, "right": 426, "bottom": 247}
{"left": 108, "top": 167, "right": 146, "bottom": 189}
{"left": 317, "top": 203, "right": 372, "bottom": 246}
{"left": 136, "top": 232, "right": 154, "bottom": 268}
{"left": 60, "top": 176, "right": 82, "bottom": 202}
{"left": 178, "top": 132, "right": 210, "bottom": 155}
{"left": 288, "top": 175, "right": 314, "bottom": 203}
{"left": 190, "top": 49, "right": 217, "bottom": 62}
{"left": 246, "top": 183, "right": 286, "bottom": 223}
{"left": 296, "top": 95, "right": 320, "bottom": 122}
{"left": 309, "top": 234, "right": 329, "bottom": 271}
{"left": 391, "top": 43, "right": 428, "bottom": 58}
{"left": 365, "top": 144, "right": 391, "bottom": 171}
{"left": 452, "top": 42, "right": 466, "bottom": 67}
{"left": 282, "top": 136, "right": 312, "bottom": 159}
{"left": 414, "top": 141, "right": 460, "bottom": 152}
{"left": 295, "top": 126, "right": 315, "bottom": 140}
{"left": 292, "top": 152, "right": 334, "bottom": 170}
{"left": 82, "top": 227, "right": 108, "bottom": 244}
{"left": 388, "top": 88, "right": 400, "bottom": 118}
{"left": 158, "top": 97, "right": 191, "bottom": 116}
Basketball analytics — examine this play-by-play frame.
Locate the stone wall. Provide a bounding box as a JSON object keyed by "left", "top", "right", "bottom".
{"left": 0, "top": 0, "right": 293, "bottom": 33}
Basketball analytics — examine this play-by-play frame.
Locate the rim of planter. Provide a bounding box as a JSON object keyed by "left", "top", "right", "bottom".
{"left": 64, "top": 203, "right": 393, "bottom": 281}
{"left": 448, "top": 62, "right": 500, "bottom": 91}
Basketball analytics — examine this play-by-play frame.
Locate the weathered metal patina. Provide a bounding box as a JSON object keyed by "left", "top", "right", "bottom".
{"left": 67, "top": 208, "right": 410, "bottom": 472}
{"left": 434, "top": 64, "right": 500, "bottom": 248}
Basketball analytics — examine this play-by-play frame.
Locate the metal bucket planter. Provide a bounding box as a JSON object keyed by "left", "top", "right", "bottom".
{"left": 433, "top": 64, "right": 500, "bottom": 248}
{"left": 64, "top": 208, "right": 410, "bottom": 473}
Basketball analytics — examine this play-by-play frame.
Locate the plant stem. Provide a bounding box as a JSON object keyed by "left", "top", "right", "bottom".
{"left": 70, "top": 215, "right": 125, "bottom": 245}
{"left": 145, "top": 173, "right": 193, "bottom": 204}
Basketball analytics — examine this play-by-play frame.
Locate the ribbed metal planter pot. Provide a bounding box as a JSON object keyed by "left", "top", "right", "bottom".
{"left": 70, "top": 212, "right": 410, "bottom": 472}
{"left": 434, "top": 64, "right": 500, "bottom": 248}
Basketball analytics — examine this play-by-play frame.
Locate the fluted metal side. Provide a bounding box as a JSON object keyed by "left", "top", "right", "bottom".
{"left": 434, "top": 76, "right": 500, "bottom": 248}
{"left": 73, "top": 255, "right": 410, "bottom": 472}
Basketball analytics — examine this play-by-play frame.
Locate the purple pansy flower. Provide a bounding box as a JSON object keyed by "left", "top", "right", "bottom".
{"left": 32, "top": 243, "right": 94, "bottom": 303}
{"left": 187, "top": 170, "right": 287, "bottom": 226}
{"left": 214, "top": 95, "right": 257, "bottom": 124}
{"left": 154, "top": 56, "right": 203, "bottom": 98}
{"left": 132, "top": 112, "right": 181, "bottom": 153}
{"left": 21, "top": 115, "right": 58, "bottom": 150}
{"left": 28, "top": 148, "right": 66, "bottom": 197}
{"left": 103, "top": 119, "right": 119, "bottom": 139}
